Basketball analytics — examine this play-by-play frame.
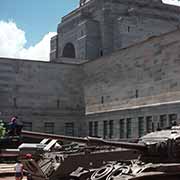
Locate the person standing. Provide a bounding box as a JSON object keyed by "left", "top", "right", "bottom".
{"left": 14, "top": 160, "right": 23, "bottom": 180}
{"left": 9, "top": 116, "right": 18, "bottom": 136}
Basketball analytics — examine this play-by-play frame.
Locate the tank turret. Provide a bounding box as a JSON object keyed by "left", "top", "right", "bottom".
{"left": 138, "top": 125, "right": 180, "bottom": 162}
{"left": 20, "top": 126, "right": 180, "bottom": 180}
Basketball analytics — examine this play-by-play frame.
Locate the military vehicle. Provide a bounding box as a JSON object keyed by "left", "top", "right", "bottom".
{"left": 19, "top": 125, "right": 180, "bottom": 180}
{"left": 81, "top": 125, "right": 180, "bottom": 180}
{"left": 0, "top": 122, "right": 23, "bottom": 161}
{"left": 0, "top": 123, "right": 22, "bottom": 148}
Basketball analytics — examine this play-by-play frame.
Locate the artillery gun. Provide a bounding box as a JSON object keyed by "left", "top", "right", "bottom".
{"left": 19, "top": 125, "right": 180, "bottom": 180}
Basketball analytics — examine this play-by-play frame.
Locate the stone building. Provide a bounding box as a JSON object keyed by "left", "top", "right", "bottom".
{"left": 1, "top": 0, "right": 180, "bottom": 140}
{"left": 50, "top": 0, "right": 180, "bottom": 61}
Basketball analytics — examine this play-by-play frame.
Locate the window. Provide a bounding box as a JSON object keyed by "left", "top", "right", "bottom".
{"left": 57, "top": 99, "right": 60, "bottom": 109}
{"left": 126, "top": 118, "right": 132, "bottom": 138}
{"left": 89, "top": 121, "right": 99, "bottom": 137}
{"left": 146, "top": 116, "right": 153, "bottom": 133}
{"left": 168, "top": 114, "right": 177, "bottom": 126}
{"left": 109, "top": 120, "right": 114, "bottom": 139}
{"left": 81, "top": 30, "right": 84, "bottom": 36}
{"left": 94, "top": 121, "right": 98, "bottom": 137}
{"left": 135, "top": 90, "right": 139, "bottom": 98}
{"left": 89, "top": 121, "right": 93, "bottom": 136}
{"left": 120, "top": 119, "right": 125, "bottom": 139}
{"left": 101, "top": 96, "right": 104, "bottom": 104}
{"left": 103, "top": 120, "right": 108, "bottom": 139}
{"left": 160, "top": 115, "right": 167, "bottom": 129}
{"left": 23, "top": 122, "right": 32, "bottom": 131}
{"left": 44, "top": 122, "right": 54, "bottom": 134}
{"left": 65, "top": 122, "right": 74, "bottom": 136}
{"left": 13, "top": 97, "right": 17, "bottom": 108}
{"left": 100, "top": 50, "right": 103, "bottom": 56}
{"left": 138, "top": 117, "right": 144, "bottom": 137}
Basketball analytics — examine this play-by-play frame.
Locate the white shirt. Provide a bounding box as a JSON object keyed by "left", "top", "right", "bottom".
{"left": 15, "top": 163, "right": 23, "bottom": 173}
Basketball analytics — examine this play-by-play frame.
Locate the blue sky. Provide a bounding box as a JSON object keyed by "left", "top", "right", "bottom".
{"left": 0, "top": 0, "right": 79, "bottom": 47}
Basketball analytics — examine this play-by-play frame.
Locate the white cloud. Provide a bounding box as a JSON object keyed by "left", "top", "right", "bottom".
{"left": 162, "top": 0, "right": 180, "bottom": 7}
{"left": 0, "top": 20, "right": 56, "bottom": 61}
{"left": 19, "top": 32, "right": 57, "bottom": 61}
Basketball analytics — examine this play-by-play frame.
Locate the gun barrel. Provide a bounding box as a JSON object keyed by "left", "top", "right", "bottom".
{"left": 21, "top": 130, "right": 88, "bottom": 143}
{"left": 87, "top": 137, "right": 147, "bottom": 151}
{"left": 21, "top": 130, "right": 147, "bottom": 151}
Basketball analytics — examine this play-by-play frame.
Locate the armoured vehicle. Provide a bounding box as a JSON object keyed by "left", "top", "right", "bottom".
{"left": 19, "top": 125, "right": 180, "bottom": 180}
{"left": 0, "top": 122, "right": 22, "bottom": 161}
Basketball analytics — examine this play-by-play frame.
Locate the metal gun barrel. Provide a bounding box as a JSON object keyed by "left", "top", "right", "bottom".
{"left": 87, "top": 137, "right": 147, "bottom": 151}
{"left": 21, "top": 130, "right": 147, "bottom": 151}
{"left": 21, "top": 130, "right": 88, "bottom": 143}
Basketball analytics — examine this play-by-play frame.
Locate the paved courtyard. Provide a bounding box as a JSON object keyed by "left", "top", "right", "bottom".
{"left": 0, "top": 163, "right": 27, "bottom": 180}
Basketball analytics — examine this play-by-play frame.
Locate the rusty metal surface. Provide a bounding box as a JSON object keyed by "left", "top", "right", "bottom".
{"left": 19, "top": 125, "right": 180, "bottom": 180}
{"left": 70, "top": 161, "right": 180, "bottom": 180}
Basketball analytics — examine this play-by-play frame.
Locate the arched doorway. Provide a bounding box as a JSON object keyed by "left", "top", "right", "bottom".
{"left": 62, "top": 43, "right": 76, "bottom": 58}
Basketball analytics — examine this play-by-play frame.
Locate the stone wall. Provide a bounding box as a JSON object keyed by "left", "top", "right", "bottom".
{"left": 2, "top": 29, "right": 180, "bottom": 139}
{"left": 2, "top": 0, "right": 180, "bottom": 139}
{"left": 83, "top": 29, "right": 180, "bottom": 139}
{"left": 51, "top": 0, "right": 180, "bottom": 62}
{"left": 0, "top": 58, "right": 85, "bottom": 136}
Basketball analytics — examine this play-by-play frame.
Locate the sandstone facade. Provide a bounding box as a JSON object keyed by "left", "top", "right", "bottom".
{"left": 1, "top": 0, "right": 180, "bottom": 140}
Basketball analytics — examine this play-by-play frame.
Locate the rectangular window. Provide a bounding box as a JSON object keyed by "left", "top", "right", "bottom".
{"left": 94, "top": 121, "right": 98, "bottom": 137}
{"left": 109, "top": 120, "right": 114, "bottom": 139}
{"left": 138, "top": 117, "right": 144, "bottom": 137}
{"left": 120, "top": 119, "right": 125, "bottom": 139}
{"left": 44, "top": 122, "right": 54, "bottom": 134}
{"left": 22, "top": 122, "right": 32, "bottom": 131}
{"left": 89, "top": 121, "right": 93, "bottom": 136}
{"left": 65, "top": 122, "right": 74, "bottom": 136}
{"left": 101, "top": 96, "right": 104, "bottom": 104}
{"left": 168, "top": 114, "right": 177, "bottom": 126}
{"left": 13, "top": 97, "right": 17, "bottom": 108}
{"left": 146, "top": 116, "right": 153, "bottom": 133}
{"left": 160, "top": 115, "right": 167, "bottom": 129}
{"left": 135, "top": 89, "right": 139, "bottom": 98}
{"left": 57, "top": 99, "right": 60, "bottom": 109}
{"left": 103, "top": 120, "right": 108, "bottom": 139}
{"left": 126, "top": 118, "right": 132, "bottom": 138}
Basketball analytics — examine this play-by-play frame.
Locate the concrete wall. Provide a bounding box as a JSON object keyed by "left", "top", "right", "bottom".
{"left": 83, "top": 29, "right": 180, "bottom": 139}
{"left": 0, "top": 58, "right": 85, "bottom": 136}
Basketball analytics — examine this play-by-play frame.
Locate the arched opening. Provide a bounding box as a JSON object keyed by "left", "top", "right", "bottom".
{"left": 62, "top": 43, "right": 76, "bottom": 58}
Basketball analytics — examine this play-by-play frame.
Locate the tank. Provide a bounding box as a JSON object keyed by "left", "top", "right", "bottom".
{"left": 0, "top": 123, "right": 22, "bottom": 161}
{"left": 19, "top": 125, "right": 180, "bottom": 180}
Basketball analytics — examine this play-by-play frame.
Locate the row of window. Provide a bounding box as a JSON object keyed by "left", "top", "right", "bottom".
{"left": 88, "top": 114, "right": 177, "bottom": 139}
{"left": 89, "top": 120, "right": 114, "bottom": 139}
{"left": 23, "top": 122, "right": 75, "bottom": 136}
